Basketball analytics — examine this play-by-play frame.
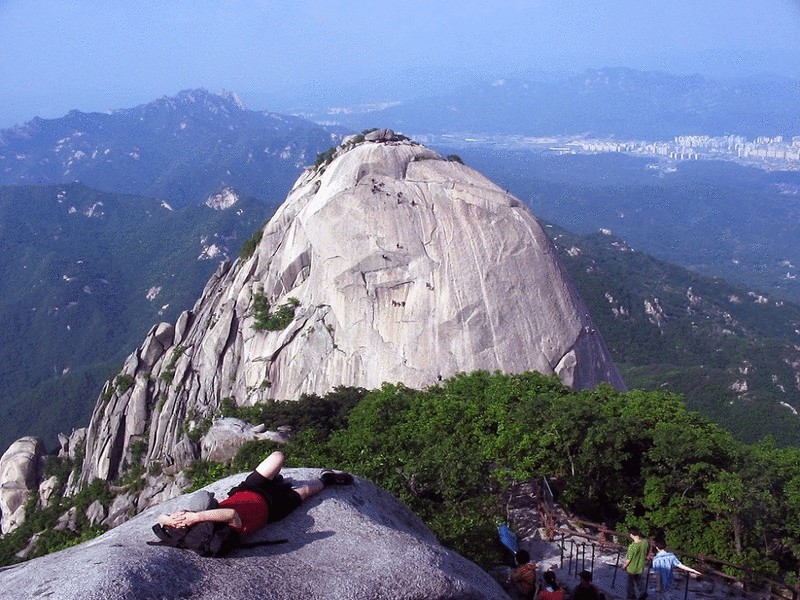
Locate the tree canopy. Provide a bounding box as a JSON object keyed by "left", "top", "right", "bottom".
{"left": 274, "top": 371, "right": 800, "bottom": 577}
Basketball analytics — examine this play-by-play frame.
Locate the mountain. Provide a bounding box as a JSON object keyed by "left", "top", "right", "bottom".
{"left": 76, "top": 130, "right": 624, "bottom": 484}
{"left": 0, "top": 89, "right": 343, "bottom": 206}
{"left": 312, "top": 68, "right": 800, "bottom": 139}
{"left": 551, "top": 224, "right": 800, "bottom": 445}
{"left": 0, "top": 183, "right": 274, "bottom": 450}
{"left": 5, "top": 131, "right": 800, "bottom": 577}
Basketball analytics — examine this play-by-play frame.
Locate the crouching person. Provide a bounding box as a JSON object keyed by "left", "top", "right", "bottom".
{"left": 152, "top": 451, "right": 353, "bottom": 556}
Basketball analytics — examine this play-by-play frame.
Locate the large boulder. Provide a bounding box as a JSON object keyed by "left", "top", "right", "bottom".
{"left": 79, "top": 137, "right": 625, "bottom": 483}
{"left": 0, "top": 469, "right": 508, "bottom": 600}
{"left": 200, "top": 418, "right": 291, "bottom": 463}
{"left": 0, "top": 437, "right": 46, "bottom": 534}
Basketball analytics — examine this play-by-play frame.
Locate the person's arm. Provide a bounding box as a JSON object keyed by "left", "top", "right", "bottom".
{"left": 676, "top": 563, "right": 701, "bottom": 577}
{"left": 622, "top": 545, "right": 632, "bottom": 570}
{"left": 158, "top": 508, "right": 242, "bottom": 529}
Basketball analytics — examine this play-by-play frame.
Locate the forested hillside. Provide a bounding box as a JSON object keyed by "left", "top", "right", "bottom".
{"left": 550, "top": 224, "right": 800, "bottom": 445}
{"left": 0, "top": 183, "right": 274, "bottom": 448}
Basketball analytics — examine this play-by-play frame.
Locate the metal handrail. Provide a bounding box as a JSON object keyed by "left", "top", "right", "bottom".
{"left": 555, "top": 532, "right": 702, "bottom": 600}
{"left": 550, "top": 521, "right": 796, "bottom": 600}
{"left": 534, "top": 477, "right": 797, "bottom": 600}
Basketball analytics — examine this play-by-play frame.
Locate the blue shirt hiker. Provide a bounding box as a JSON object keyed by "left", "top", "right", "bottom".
{"left": 651, "top": 541, "right": 702, "bottom": 591}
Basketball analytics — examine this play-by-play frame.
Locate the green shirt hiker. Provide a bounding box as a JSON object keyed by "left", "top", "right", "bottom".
{"left": 623, "top": 529, "right": 649, "bottom": 600}
{"left": 625, "top": 538, "right": 648, "bottom": 575}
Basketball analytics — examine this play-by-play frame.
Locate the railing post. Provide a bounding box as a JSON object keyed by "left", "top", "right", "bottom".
{"left": 612, "top": 549, "right": 621, "bottom": 589}
{"left": 683, "top": 570, "right": 690, "bottom": 600}
{"left": 567, "top": 540, "right": 573, "bottom": 575}
{"left": 559, "top": 533, "right": 565, "bottom": 570}
{"left": 580, "top": 542, "right": 586, "bottom": 574}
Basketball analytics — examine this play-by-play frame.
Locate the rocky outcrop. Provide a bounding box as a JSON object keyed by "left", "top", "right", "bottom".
{"left": 200, "top": 418, "right": 291, "bottom": 463}
{"left": 78, "top": 136, "right": 625, "bottom": 484}
{"left": 0, "top": 469, "right": 509, "bottom": 600}
{"left": 205, "top": 186, "right": 240, "bottom": 210}
{"left": 0, "top": 437, "right": 45, "bottom": 534}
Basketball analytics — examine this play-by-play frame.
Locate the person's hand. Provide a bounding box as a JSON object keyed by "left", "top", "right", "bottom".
{"left": 174, "top": 510, "right": 198, "bottom": 528}
{"left": 159, "top": 510, "right": 196, "bottom": 528}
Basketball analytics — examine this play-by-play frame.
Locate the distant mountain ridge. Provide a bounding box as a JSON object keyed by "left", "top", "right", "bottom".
{"left": 314, "top": 68, "right": 800, "bottom": 139}
{"left": 0, "top": 89, "right": 343, "bottom": 206}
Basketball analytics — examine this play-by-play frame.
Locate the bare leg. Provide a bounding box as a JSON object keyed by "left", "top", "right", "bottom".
{"left": 255, "top": 451, "right": 285, "bottom": 480}
{"left": 293, "top": 479, "right": 324, "bottom": 501}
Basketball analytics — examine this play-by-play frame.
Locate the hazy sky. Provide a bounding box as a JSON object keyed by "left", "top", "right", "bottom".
{"left": 1, "top": 0, "right": 799, "bottom": 128}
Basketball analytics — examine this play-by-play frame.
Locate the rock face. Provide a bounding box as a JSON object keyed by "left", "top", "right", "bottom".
{"left": 0, "top": 437, "right": 45, "bottom": 534}
{"left": 200, "top": 418, "right": 291, "bottom": 463}
{"left": 78, "top": 136, "right": 625, "bottom": 483}
{"left": 0, "top": 469, "right": 509, "bottom": 600}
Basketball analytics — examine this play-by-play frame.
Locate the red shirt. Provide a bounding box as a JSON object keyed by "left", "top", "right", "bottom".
{"left": 513, "top": 563, "right": 538, "bottom": 596}
{"left": 219, "top": 490, "right": 269, "bottom": 537}
{"left": 540, "top": 589, "right": 564, "bottom": 600}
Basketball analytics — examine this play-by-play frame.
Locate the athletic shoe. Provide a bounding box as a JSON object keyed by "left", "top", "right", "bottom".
{"left": 320, "top": 469, "right": 354, "bottom": 486}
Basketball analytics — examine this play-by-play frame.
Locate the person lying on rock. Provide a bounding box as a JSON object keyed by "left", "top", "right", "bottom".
{"left": 155, "top": 451, "right": 353, "bottom": 553}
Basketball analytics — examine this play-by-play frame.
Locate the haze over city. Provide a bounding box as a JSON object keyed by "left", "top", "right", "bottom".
{"left": 1, "top": 0, "right": 799, "bottom": 129}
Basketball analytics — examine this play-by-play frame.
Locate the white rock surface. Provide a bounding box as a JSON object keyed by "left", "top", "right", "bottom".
{"left": 0, "top": 469, "right": 509, "bottom": 600}
{"left": 53, "top": 506, "right": 78, "bottom": 532}
{"left": 37, "top": 475, "right": 59, "bottom": 508}
{"left": 205, "top": 186, "right": 239, "bottom": 210}
{"left": 84, "top": 499, "right": 106, "bottom": 526}
{"left": 0, "top": 437, "right": 45, "bottom": 534}
{"left": 200, "top": 417, "right": 287, "bottom": 463}
{"left": 78, "top": 138, "right": 625, "bottom": 483}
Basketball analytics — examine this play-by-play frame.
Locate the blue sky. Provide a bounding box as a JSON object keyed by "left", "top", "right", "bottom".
{"left": 1, "top": 0, "right": 799, "bottom": 128}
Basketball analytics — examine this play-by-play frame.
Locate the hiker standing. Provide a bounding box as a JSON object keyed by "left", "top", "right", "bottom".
{"left": 511, "top": 549, "right": 537, "bottom": 599}
{"left": 622, "top": 528, "right": 648, "bottom": 600}
{"left": 651, "top": 538, "right": 701, "bottom": 593}
{"left": 497, "top": 520, "right": 520, "bottom": 566}
{"left": 569, "top": 570, "right": 605, "bottom": 600}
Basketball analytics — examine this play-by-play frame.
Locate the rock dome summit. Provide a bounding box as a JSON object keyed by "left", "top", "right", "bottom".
{"left": 78, "top": 129, "right": 625, "bottom": 482}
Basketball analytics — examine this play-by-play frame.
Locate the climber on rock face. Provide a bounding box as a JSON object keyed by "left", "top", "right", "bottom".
{"left": 157, "top": 451, "right": 353, "bottom": 539}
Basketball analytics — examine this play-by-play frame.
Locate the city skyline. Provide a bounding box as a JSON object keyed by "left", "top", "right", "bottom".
{"left": 423, "top": 132, "right": 800, "bottom": 172}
